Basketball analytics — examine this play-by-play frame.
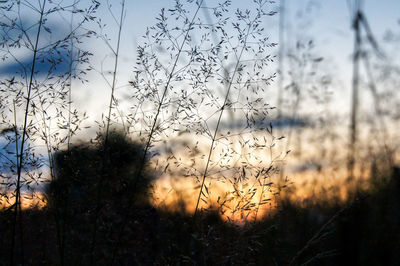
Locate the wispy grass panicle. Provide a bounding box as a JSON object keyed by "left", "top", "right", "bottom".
{"left": 88, "top": 0, "right": 126, "bottom": 263}
{"left": 0, "top": 0, "right": 99, "bottom": 264}
{"left": 124, "top": 0, "right": 283, "bottom": 222}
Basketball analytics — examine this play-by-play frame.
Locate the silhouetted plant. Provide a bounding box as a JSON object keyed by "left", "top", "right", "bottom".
{"left": 3, "top": 0, "right": 400, "bottom": 265}
{"left": 85, "top": 1, "right": 126, "bottom": 262}
{"left": 124, "top": 0, "right": 284, "bottom": 223}
{"left": 0, "top": 0, "right": 98, "bottom": 263}
{"left": 45, "top": 130, "right": 154, "bottom": 264}
{"left": 47, "top": 130, "right": 150, "bottom": 212}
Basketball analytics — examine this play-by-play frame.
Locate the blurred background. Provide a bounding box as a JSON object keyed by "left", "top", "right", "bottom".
{"left": 1, "top": 0, "right": 400, "bottom": 219}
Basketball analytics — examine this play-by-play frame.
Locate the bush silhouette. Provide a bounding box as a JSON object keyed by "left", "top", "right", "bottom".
{"left": 46, "top": 131, "right": 152, "bottom": 216}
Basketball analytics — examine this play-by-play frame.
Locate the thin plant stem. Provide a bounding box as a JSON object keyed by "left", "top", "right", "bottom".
{"left": 67, "top": 2, "right": 77, "bottom": 150}
{"left": 194, "top": 18, "right": 255, "bottom": 216}
{"left": 348, "top": 4, "right": 362, "bottom": 179}
{"left": 12, "top": 100, "right": 25, "bottom": 264}
{"left": 10, "top": 1, "right": 46, "bottom": 264}
{"left": 289, "top": 195, "right": 367, "bottom": 265}
{"left": 276, "top": 0, "right": 285, "bottom": 121}
{"left": 89, "top": 1, "right": 125, "bottom": 264}
{"left": 134, "top": 0, "right": 204, "bottom": 190}
{"left": 58, "top": 3, "right": 79, "bottom": 265}
{"left": 110, "top": 2, "right": 204, "bottom": 263}
{"left": 105, "top": 0, "right": 125, "bottom": 143}
{"left": 254, "top": 177, "right": 267, "bottom": 222}
{"left": 363, "top": 56, "right": 392, "bottom": 162}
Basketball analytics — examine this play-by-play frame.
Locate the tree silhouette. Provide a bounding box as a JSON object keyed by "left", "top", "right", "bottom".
{"left": 46, "top": 130, "right": 153, "bottom": 219}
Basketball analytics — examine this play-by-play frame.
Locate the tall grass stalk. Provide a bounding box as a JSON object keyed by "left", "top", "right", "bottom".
{"left": 54, "top": 2, "right": 81, "bottom": 264}
{"left": 110, "top": 2, "right": 206, "bottom": 262}
{"left": 89, "top": 1, "right": 126, "bottom": 263}
{"left": 104, "top": 0, "right": 125, "bottom": 141}
{"left": 276, "top": 0, "right": 285, "bottom": 122}
{"left": 348, "top": 1, "right": 361, "bottom": 178}
{"left": 10, "top": 1, "right": 46, "bottom": 263}
{"left": 194, "top": 2, "right": 269, "bottom": 216}
{"left": 254, "top": 143, "right": 276, "bottom": 221}
{"left": 134, "top": 0, "right": 204, "bottom": 191}
{"left": 67, "top": 1, "right": 78, "bottom": 150}
{"left": 355, "top": 10, "right": 393, "bottom": 167}
{"left": 276, "top": 0, "right": 287, "bottom": 183}
{"left": 0, "top": 0, "right": 99, "bottom": 263}
{"left": 362, "top": 55, "right": 392, "bottom": 165}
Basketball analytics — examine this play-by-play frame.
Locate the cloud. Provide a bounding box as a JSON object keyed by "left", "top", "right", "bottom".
{"left": 0, "top": 49, "right": 75, "bottom": 77}
{"left": 219, "top": 116, "right": 311, "bottom": 130}
{"left": 0, "top": 17, "right": 79, "bottom": 77}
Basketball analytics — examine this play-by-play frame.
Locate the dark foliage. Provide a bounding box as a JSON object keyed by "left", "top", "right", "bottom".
{"left": 1, "top": 163, "right": 400, "bottom": 265}
{"left": 47, "top": 131, "right": 150, "bottom": 211}
{"left": 1, "top": 0, "right": 400, "bottom": 264}
{"left": 42, "top": 131, "right": 156, "bottom": 264}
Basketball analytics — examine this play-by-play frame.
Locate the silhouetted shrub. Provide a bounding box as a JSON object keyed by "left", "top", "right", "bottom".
{"left": 46, "top": 130, "right": 153, "bottom": 216}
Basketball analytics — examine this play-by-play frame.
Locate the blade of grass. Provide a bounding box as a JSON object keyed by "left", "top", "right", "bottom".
{"left": 10, "top": 1, "right": 46, "bottom": 264}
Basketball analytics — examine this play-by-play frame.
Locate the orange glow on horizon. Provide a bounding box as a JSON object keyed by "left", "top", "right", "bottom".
{"left": 0, "top": 192, "right": 46, "bottom": 211}
{"left": 0, "top": 163, "right": 377, "bottom": 223}
{"left": 150, "top": 175, "right": 279, "bottom": 222}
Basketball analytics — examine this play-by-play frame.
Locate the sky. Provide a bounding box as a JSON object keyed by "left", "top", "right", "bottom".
{"left": 1, "top": 0, "right": 400, "bottom": 214}
{"left": 1, "top": 0, "right": 400, "bottom": 168}
{"left": 1, "top": 0, "right": 399, "bottom": 156}
{"left": 74, "top": 0, "right": 400, "bottom": 121}
{"left": 2, "top": 0, "right": 399, "bottom": 120}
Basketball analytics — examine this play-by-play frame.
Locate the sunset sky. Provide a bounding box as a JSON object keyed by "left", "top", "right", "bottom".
{"left": 62, "top": 0, "right": 400, "bottom": 123}
{"left": 1, "top": 0, "right": 400, "bottom": 217}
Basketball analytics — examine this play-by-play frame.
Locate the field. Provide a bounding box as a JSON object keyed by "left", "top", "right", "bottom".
{"left": 1, "top": 0, "right": 400, "bottom": 265}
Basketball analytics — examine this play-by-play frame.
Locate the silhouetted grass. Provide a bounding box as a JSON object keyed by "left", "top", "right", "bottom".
{"left": 1, "top": 144, "right": 399, "bottom": 264}
{"left": 2, "top": 1, "right": 400, "bottom": 265}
